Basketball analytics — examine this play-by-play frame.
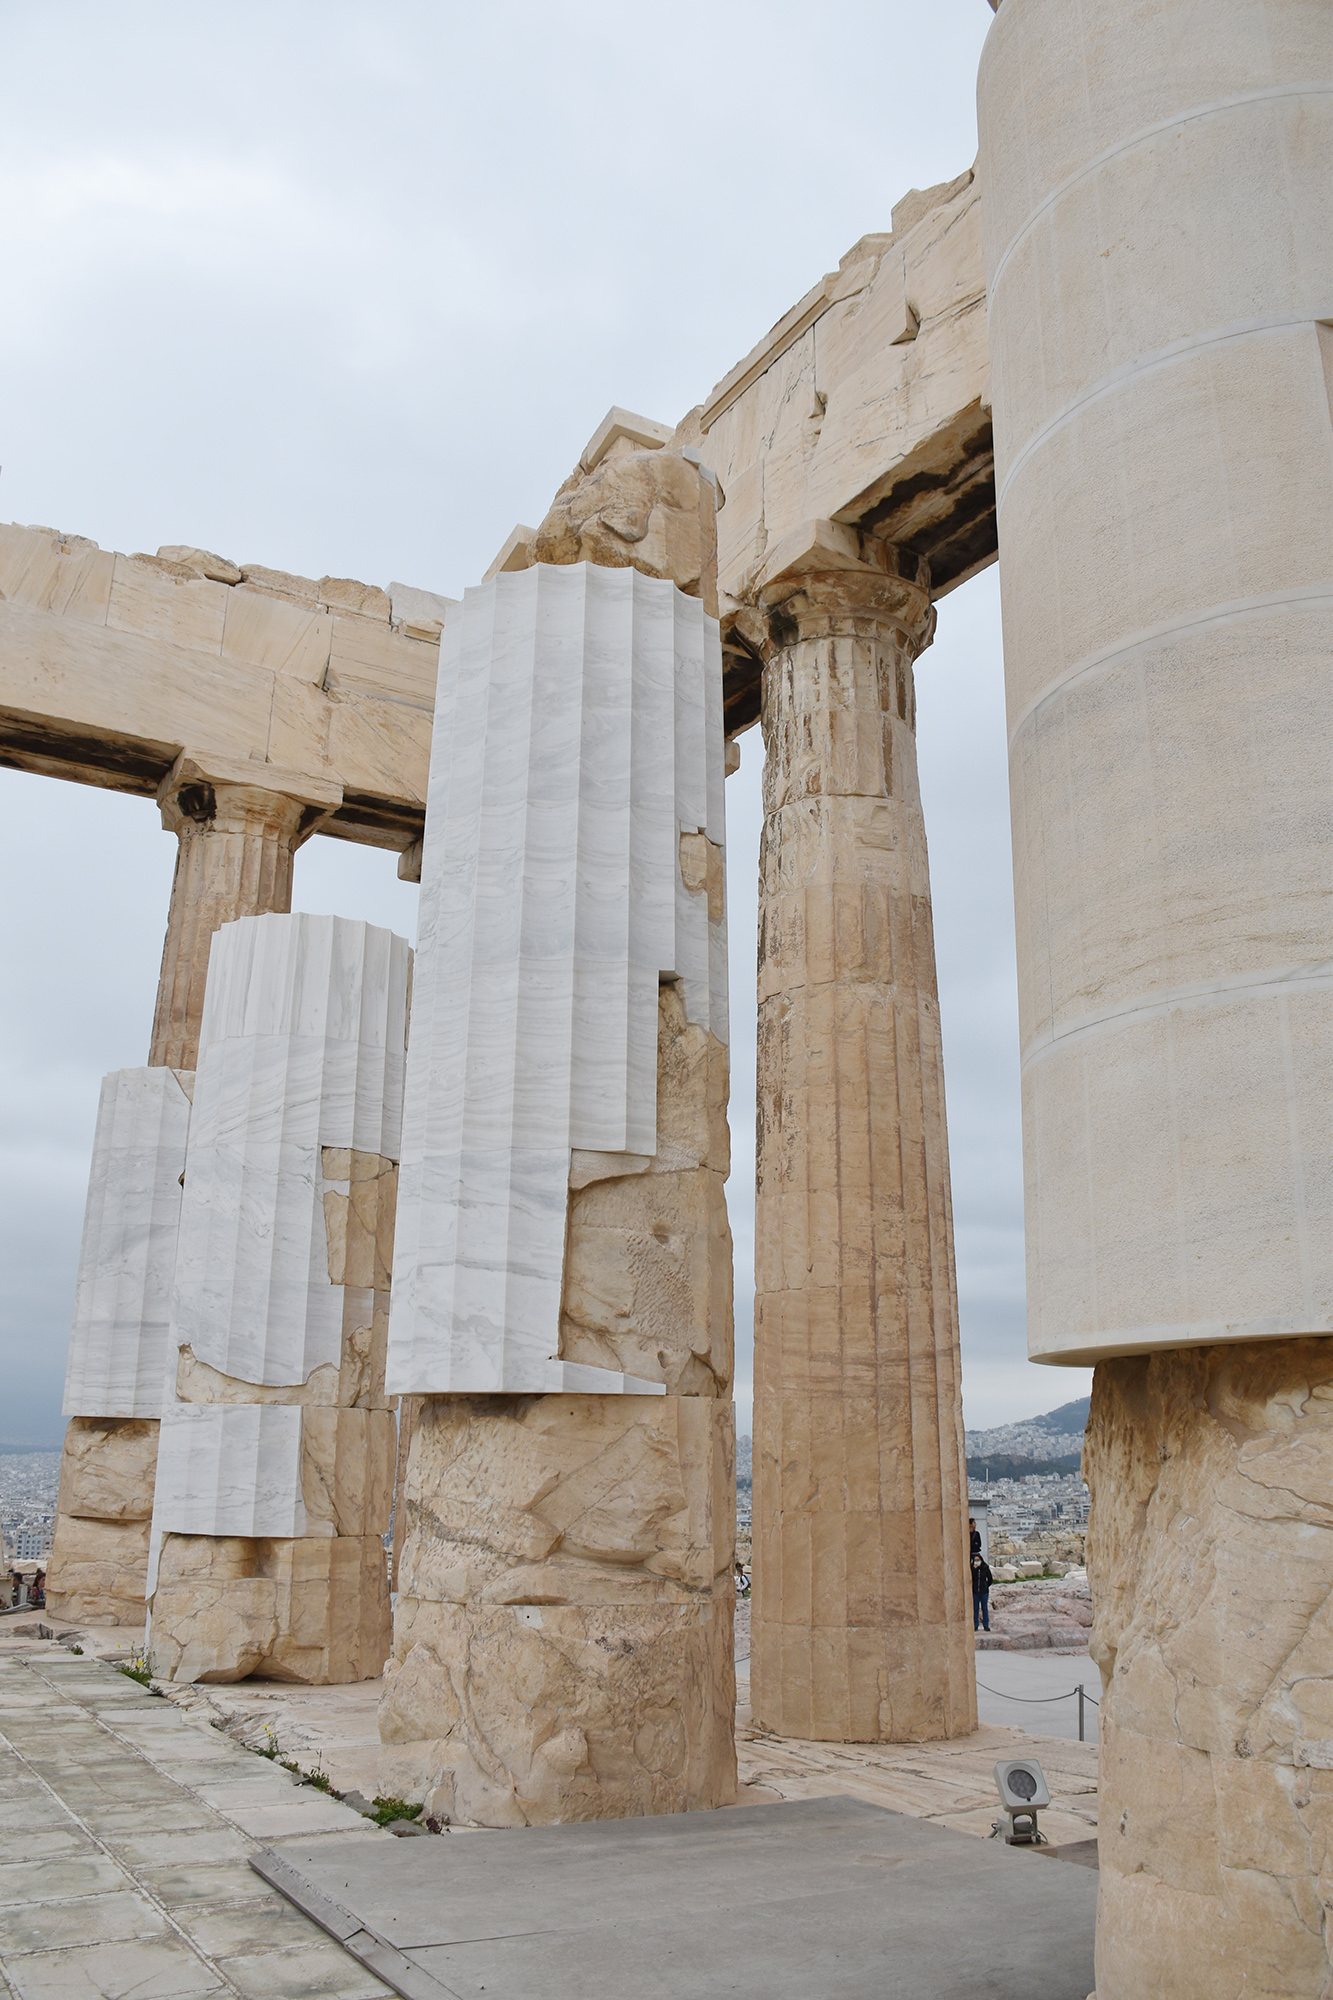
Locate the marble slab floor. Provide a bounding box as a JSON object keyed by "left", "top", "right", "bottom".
{"left": 0, "top": 1635, "right": 393, "bottom": 2000}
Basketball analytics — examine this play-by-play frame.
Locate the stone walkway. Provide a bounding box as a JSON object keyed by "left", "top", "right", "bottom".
{"left": 0, "top": 1635, "right": 394, "bottom": 2000}
{"left": 0, "top": 1615, "right": 1098, "bottom": 1995}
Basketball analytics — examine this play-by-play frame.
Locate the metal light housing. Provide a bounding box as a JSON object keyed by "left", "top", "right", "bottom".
{"left": 993, "top": 1757, "right": 1050, "bottom": 1844}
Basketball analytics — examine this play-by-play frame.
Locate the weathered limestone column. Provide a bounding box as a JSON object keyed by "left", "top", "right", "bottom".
{"left": 979, "top": 1, "right": 1333, "bottom": 1989}
{"left": 380, "top": 424, "right": 737, "bottom": 1825}
{"left": 748, "top": 531, "right": 974, "bottom": 1744}
{"left": 150, "top": 753, "right": 341, "bottom": 1071}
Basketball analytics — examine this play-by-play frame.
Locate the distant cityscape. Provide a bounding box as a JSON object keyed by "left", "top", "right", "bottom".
{"left": 5, "top": 1404, "right": 1087, "bottom": 1571}
{"left": 0, "top": 1449, "right": 60, "bottom": 1566}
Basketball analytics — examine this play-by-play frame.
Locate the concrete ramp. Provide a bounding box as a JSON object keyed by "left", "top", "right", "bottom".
{"left": 253, "top": 1793, "right": 1097, "bottom": 2000}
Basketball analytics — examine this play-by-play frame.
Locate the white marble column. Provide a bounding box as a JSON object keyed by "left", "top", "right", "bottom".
{"left": 149, "top": 911, "right": 410, "bottom": 1684}
{"left": 46, "top": 1067, "right": 193, "bottom": 1626}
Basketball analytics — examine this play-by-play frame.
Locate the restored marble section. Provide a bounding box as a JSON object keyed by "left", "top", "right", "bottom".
{"left": 48, "top": 1067, "right": 193, "bottom": 1624}
{"left": 1086, "top": 1344, "right": 1333, "bottom": 1999}
{"left": 387, "top": 560, "right": 726, "bottom": 1396}
{"left": 150, "top": 910, "right": 407, "bottom": 1683}
{"left": 173, "top": 912, "right": 410, "bottom": 1387}
{"left": 61, "top": 1066, "right": 193, "bottom": 1418}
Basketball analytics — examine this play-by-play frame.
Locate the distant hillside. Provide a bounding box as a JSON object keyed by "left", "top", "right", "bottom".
{"left": 737, "top": 1435, "right": 752, "bottom": 1492}
{"left": 1028, "top": 1397, "right": 1090, "bottom": 1434}
{"left": 966, "top": 1396, "right": 1090, "bottom": 1467}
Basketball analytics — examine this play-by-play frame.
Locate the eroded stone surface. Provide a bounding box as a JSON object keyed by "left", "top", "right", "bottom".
{"left": 381, "top": 1393, "right": 735, "bottom": 1824}
{"left": 1086, "top": 1342, "right": 1333, "bottom": 1999}
{"left": 45, "top": 1514, "right": 153, "bottom": 1627}
{"left": 47, "top": 1420, "right": 161, "bottom": 1626}
{"left": 559, "top": 983, "right": 731, "bottom": 1396}
{"left": 149, "top": 1532, "right": 391, "bottom": 1685}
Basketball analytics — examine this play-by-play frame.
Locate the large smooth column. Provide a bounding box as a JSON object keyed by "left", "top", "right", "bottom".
{"left": 750, "top": 552, "right": 975, "bottom": 1744}
{"left": 980, "top": 2, "right": 1333, "bottom": 1989}
{"left": 150, "top": 756, "right": 338, "bottom": 1071}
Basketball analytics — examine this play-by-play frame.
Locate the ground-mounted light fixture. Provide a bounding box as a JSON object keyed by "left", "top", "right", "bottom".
{"left": 992, "top": 1758, "right": 1050, "bottom": 1844}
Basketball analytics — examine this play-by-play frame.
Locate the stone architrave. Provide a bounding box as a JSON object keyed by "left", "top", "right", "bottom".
{"left": 978, "top": 0, "right": 1333, "bottom": 1990}
{"left": 148, "top": 911, "right": 409, "bottom": 1684}
{"left": 381, "top": 429, "right": 737, "bottom": 1826}
{"left": 745, "top": 530, "right": 975, "bottom": 1745}
{"left": 46, "top": 1066, "right": 193, "bottom": 1626}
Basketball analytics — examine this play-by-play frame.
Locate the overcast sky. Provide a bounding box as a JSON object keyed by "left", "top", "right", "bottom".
{"left": 0, "top": 0, "right": 1090, "bottom": 1444}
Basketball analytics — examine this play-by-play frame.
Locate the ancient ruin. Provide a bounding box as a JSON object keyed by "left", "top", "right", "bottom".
{"left": 979, "top": 1, "right": 1333, "bottom": 1991}
{"left": 16, "top": 0, "right": 1333, "bottom": 1988}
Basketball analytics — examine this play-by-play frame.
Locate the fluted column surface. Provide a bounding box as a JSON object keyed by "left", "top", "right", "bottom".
{"left": 751, "top": 573, "right": 975, "bottom": 1743}
{"left": 150, "top": 783, "right": 308, "bottom": 1071}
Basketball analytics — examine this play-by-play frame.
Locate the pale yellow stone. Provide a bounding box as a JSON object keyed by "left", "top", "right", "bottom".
{"left": 45, "top": 1514, "right": 152, "bottom": 1627}
{"left": 52, "top": 1415, "right": 158, "bottom": 1522}
{"left": 299, "top": 1407, "right": 396, "bottom": 1539}
{"left": 1086, "top": 1342, "right": 1333, "bottom": 1999}
{"left": 45, "top": 1417, "right": 161, "bottom": 1624}
{"left": 529, "top": 444, "right": 719, "bottom": 614}
{"left": 149, "top": 1533, "right": 390, "bottom": 1685}
{"left": 321, "top": 1149, "right": 398, "bottom": 1291}
{"left": 559, "top": 983, "right": 731, "bottom": 1395}
{"left": 381, "top": 1395, "right": 735, "bottom": 1824}
{"left": 748, "top": 567, "right": 975, "bottom": 1747}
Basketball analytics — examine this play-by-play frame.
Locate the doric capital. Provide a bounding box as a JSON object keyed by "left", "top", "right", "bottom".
{"left": 156, "top": 751, "right": 341, "bottom": 846}
{"left": 731, "top": 519, "right": 935, "bottom": 660}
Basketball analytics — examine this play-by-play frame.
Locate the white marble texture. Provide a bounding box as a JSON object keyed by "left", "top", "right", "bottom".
{"left": 171, "top": 913, "right": 410, "bottom": 1387}
{"left": 62, "top": 1067, "right": 193, "bottom": 1418}
{"left": 147, "top": 1402, "right": 309, "bottom": 1595}
{"left": 387, "top": 563, "right": 727, "bottom": 1395}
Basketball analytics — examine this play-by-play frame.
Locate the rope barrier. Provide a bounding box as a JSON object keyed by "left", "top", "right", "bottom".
{"left": 975, "top": 1680, "right": 1098, "bottom": 1706}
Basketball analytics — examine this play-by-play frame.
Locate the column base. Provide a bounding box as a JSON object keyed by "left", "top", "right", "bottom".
{"left": 45, "top": 1417, "right": 159, "bottom": 1626}
{"left": 380, "top": 1392, "right": 737, "bottom": 1825}
{"left": 148, "top": 1533, "right": 390, "bottom": 1684}
{"left": 1088, "top": 1340, "right": 1333, "bottom": 1999}
{"left": 381, "top": 1597, "right": 735, "bottom": 1827}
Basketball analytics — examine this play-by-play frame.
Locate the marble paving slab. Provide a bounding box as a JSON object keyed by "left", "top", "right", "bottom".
{"left": 254, "top": 1794, "right": 1098, "bottom": 2000}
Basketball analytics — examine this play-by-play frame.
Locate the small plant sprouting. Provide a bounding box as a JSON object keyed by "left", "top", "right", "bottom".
{"left": 371, "top": 1794, "right": 421, "bottom": 1827}
{"left": 118, "top": 1651, "right": 154, "bottom": 1687}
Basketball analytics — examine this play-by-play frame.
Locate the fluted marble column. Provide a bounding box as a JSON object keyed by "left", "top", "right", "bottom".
{"left": 751, "top": 551, "right": 975, "bottom": 1743}
{"left": 150, "top": 756, "right": 338, "bottom": 1071}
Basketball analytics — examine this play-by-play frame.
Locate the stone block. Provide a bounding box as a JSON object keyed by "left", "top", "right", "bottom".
{"left": 322, "top": 1150, "right": 397, "bottom": 1291}
{"left": 44, "top": 1514, "right": 151, "bottom": 1626}
{"left": 381, "top": 1394, "right": 735, "bottom": 1823}
{"left": 54, "top": 1416, "right": 159, "bottom": 1523}
{"left": 149, "top": 1533, "right": 390, "bottom": 1684}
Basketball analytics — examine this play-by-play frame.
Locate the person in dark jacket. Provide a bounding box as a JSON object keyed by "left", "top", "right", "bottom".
{"left": 969, "top": 1520, "right": 992, "bottom": 1632}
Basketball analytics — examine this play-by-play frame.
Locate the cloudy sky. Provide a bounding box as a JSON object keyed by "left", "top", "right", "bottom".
{"left": 0, "top": 0, "right": 1090, "bottom": 1444}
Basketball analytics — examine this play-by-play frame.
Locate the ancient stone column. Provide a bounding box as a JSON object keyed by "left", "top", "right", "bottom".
{"left": 979, "top": 1, "right": 1333, "bottom": 1989}
{"left": 150, "top": 753, "right": 340, "bottom": 1071}
{"left": 147, "top": 912, "right": 408, "bottom": 1684}
{"left": 379, "top": 429, "right": 737, "bottom": 1825}
{"left": 748, "top": 531, "right": 975, "bottom": 1744}
{"left": 46, "top": 1067, "right": 193, "bottom": 1625}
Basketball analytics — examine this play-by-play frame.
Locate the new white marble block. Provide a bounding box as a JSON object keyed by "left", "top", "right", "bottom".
{"left": 171, "top": 912, "right": 411, "bottom": 1388}
{"left": 387, "top": 562, "right": 727, "bottom": 1395}
{"left": 153, "top": 1403, "right": 308, "bottom": 1541}
{"left": 62, "top": 1066, "right": 193, "bottom": 1418}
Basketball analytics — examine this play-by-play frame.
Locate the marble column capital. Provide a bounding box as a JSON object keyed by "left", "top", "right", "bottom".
{"left": 730, "top": 520, "right": 935, "bottom": 663}
{"left": 156, "top": 750, "right": 341, "bottom": 847}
